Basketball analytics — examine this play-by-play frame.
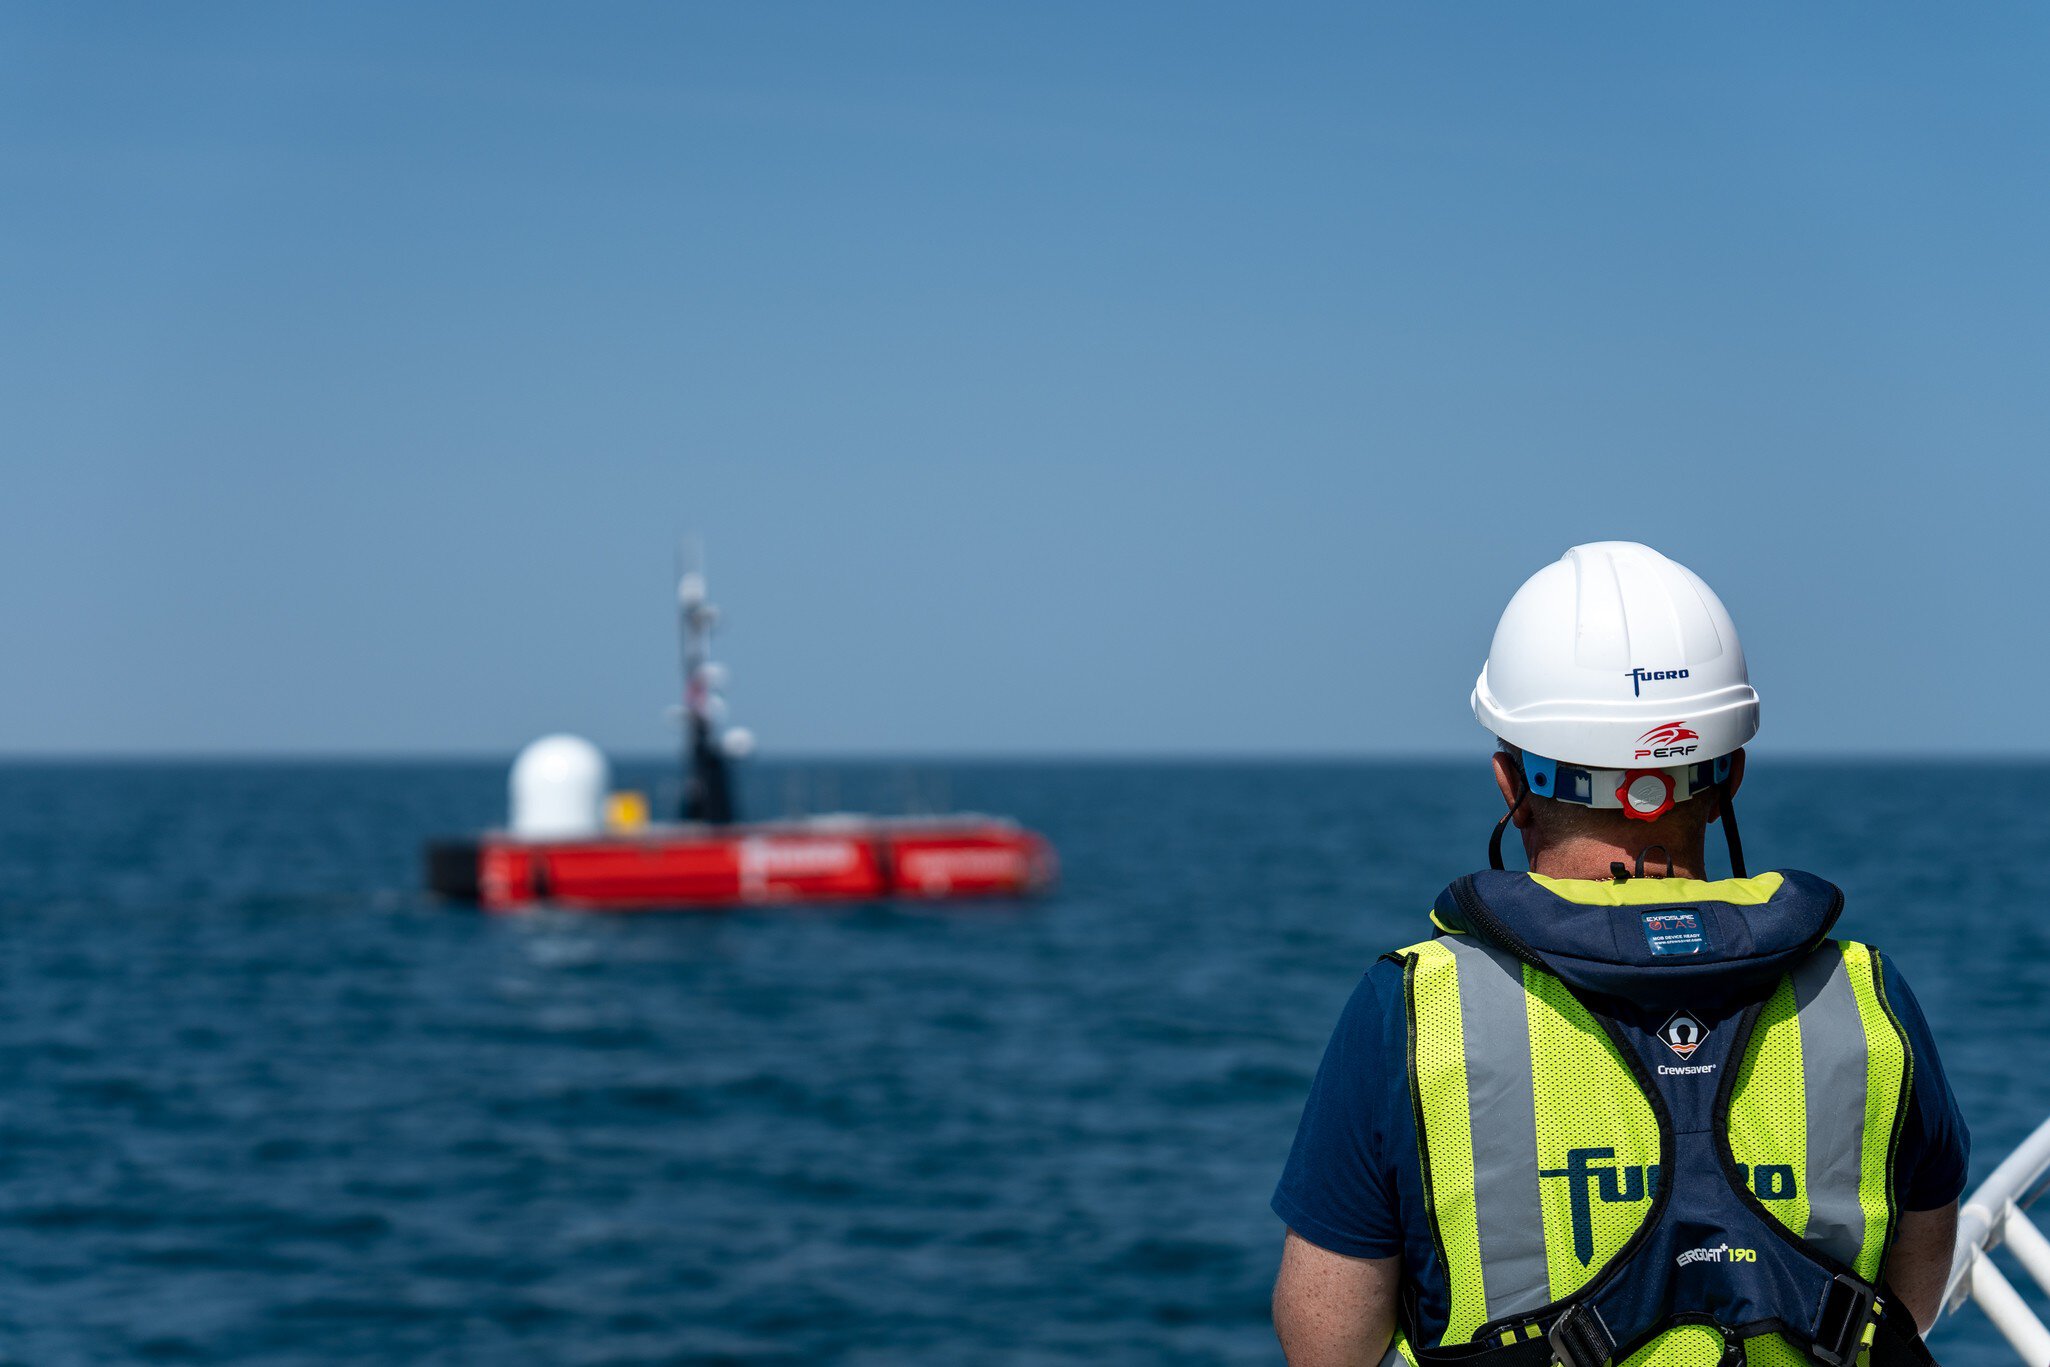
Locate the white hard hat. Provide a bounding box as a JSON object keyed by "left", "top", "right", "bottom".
{"left": 1473, "top": 542, "right": 1758, "bottom": 819}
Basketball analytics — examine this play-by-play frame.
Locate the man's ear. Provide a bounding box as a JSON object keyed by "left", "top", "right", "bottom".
{"left": 1708, "top": 747, "right": 1746, "bottom": 823}
{"left": 1491, "top": 752, "right": 1535, "bottom": 829}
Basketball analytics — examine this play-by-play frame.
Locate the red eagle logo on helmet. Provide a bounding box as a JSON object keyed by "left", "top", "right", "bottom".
{"left": 1637, "top": 723, "right": 1699, "bottom": 747}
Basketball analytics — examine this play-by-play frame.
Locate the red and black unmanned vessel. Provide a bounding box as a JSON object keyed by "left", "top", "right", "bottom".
{"left": 428, "top": 816, "right": 1058, "bottom": 912}
{"left": 424, "top": 560, "right": 1056, "bottom": 912}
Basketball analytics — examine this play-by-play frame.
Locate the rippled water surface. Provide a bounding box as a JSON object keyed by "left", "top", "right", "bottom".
{"left": 0, "top": 760, "right": 2044, "bottom": 1365}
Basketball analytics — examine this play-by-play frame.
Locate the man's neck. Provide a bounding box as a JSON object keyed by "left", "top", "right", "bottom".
{"left": 1526, "top": 836, "right": 1711, "bottom": 882}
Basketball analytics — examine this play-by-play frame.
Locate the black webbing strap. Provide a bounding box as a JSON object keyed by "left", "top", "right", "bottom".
{"left": 1406, "top": 1303, "right": 1935, "bottom": 1367}
{"left": 1546, "top": 1303, "right": 1616, "bottom": 1367}
{"left": 1810, "top": 1274, "right": 1878, "bottom": 1367}
{"left": 1866, "top": 1295, "right": 1940, "bottom": 1367}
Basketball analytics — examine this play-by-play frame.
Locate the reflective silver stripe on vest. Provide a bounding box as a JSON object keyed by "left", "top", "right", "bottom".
{"left": 1790, "top": 943, "right": 1869, "bottom": 1267}
{"left": 1443, "top": 936, "right": 1551, "bottom": 1320}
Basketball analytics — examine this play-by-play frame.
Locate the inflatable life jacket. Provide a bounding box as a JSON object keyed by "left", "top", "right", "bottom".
{"left": 1381, "top": 871, "right": 1932, "bottom": 1367}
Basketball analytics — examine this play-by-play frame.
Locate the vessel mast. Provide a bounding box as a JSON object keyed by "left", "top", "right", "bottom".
{"left": 677, "top": 546, "right": 738, "bottom": 824}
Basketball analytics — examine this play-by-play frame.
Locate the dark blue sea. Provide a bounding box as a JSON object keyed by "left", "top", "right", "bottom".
{"left": 1, "top": 760, "right": 2044, "bottom": 1366}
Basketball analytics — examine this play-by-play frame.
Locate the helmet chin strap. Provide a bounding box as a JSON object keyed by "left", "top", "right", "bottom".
{"left": 1488, "top": 810, "right": 1514, "bottom": 871}
{"left": 1489, "top": 766, "right": 1528, "bottom": 871}
{"left": 1720, "top": 786, "right": 1748, "bottom": 879}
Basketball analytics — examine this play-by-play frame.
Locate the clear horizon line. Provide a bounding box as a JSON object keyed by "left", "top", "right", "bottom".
{"left": 4, "top": 748, "right": 2048, "bottom": 766}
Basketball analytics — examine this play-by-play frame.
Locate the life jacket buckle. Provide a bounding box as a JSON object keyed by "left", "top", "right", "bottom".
{"left": 1546, "top": 1303, "right": 1616, "bottom": 1367}
{"left": 1811, "top": 1273, "right": 1880, "bottom": 1367}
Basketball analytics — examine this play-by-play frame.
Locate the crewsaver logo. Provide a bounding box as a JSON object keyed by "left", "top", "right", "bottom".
{"left": 1635, "top": 722, "right": 1700, "bottom": 761}
{"left": 1625, "top": 667, "right": 1690, "bottom": 697}
{"left": 1660, "top": 1010, "right": 1708, "bottom": 1059}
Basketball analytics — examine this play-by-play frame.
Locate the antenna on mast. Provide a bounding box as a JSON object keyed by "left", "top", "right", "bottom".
{"left": 677, "top": 538, "right": 741, "bottom": 824}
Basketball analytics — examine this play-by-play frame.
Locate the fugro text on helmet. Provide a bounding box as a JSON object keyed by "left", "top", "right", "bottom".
{"left": 1624, "top": 667, "right": 1691, "bottom": 697}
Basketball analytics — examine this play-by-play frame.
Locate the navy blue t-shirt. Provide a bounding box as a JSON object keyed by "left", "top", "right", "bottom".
{"left": 1273, "top": 937, "right": 1969, "bottom": 1332}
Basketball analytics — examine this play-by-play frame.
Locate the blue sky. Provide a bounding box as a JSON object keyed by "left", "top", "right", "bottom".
{"left": 5, "top": 4, "right": 2048, "bottom": 756}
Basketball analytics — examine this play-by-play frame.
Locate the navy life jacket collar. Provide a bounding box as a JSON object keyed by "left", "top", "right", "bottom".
{"left": 1432, "top": 870, "right": 1845, "bottom": 1014}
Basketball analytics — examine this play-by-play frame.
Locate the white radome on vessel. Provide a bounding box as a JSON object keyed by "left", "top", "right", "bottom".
{"left": 509, "top": 734, "right": 611, "bottom": 838}
{"left": 1472, "top": 541, "right": 1760, "bottom": 768}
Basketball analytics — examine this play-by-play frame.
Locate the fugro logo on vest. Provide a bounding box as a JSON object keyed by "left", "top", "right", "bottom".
{"left": 1539, "top": 1148, "right": 1799, "bottom": 1264}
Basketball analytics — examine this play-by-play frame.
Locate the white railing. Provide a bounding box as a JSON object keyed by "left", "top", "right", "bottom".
{"left": 1944, "top": 1116, "right": 2050, "bottom": 1365}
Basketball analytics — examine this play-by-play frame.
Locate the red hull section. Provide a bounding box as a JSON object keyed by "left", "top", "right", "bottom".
{"left": 435, "top": 819, "right": 1056, "bottom": 911}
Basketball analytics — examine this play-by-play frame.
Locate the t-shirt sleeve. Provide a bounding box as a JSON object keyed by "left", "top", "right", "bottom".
{"left": 1882, "top": 959, "right": 1971, "bottom": 1211}
{"left": 1272, "top": 965, "right": 1405, "bottom": 1258}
